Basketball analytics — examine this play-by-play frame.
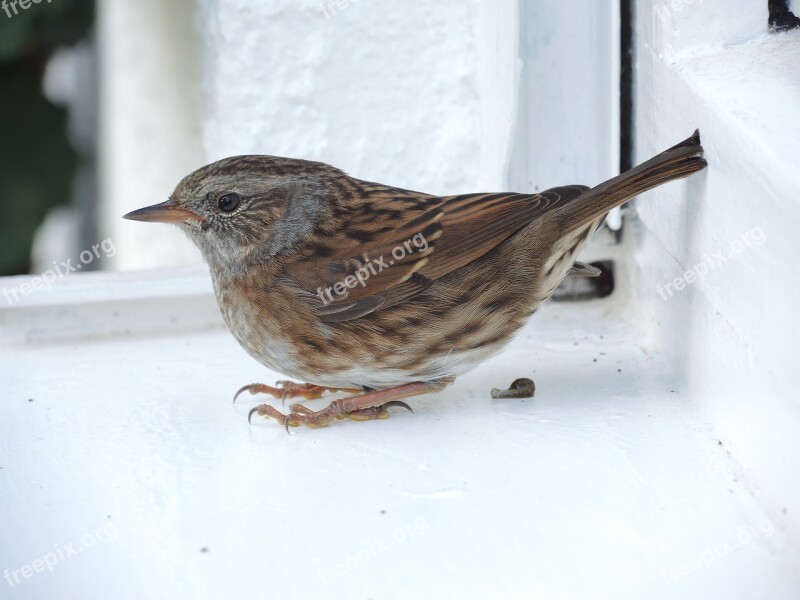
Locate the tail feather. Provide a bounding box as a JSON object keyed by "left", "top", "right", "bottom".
{"left": 555, "top": 130, "right": 707, "bottom": 235}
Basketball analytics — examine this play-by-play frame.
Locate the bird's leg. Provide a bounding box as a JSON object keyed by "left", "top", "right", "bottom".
{"left": 249, "top": 377, "right": 455, "bottom": 429}
{"left": 233, "top": 381, "right": 361, "bottom": 404}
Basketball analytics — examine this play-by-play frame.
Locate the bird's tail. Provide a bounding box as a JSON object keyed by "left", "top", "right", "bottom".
{"left": 555, "top": 130, "right": 707, "bottom": 235}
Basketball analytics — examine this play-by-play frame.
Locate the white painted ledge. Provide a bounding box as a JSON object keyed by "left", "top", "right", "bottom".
{"left": 0, "top": 267, "right": 220, "bottom": 345}
{"left": 1, "top": 270, "right": 797, "bottom": 599}
{"left": 631, "top": 10, "right": 800, "bottom": 557}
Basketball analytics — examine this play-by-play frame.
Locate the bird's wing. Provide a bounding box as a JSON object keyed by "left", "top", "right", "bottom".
{"left": 417, "top": 185, "right": 589, "bottom": 280}
{"left": 283, "top": 183, "right": 589, "bottom": 322}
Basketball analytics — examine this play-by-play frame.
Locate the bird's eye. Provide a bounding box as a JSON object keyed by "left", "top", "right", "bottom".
{"left": 217, "top": 193, "right": 241, "bottom": 212}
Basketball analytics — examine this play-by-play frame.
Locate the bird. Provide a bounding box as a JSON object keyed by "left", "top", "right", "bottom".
{"left": 123, "top": 131, "right": 707, "bottom": 428}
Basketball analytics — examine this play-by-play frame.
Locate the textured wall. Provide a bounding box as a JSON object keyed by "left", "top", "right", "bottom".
{"left": 631, "top": 0, "right": 800, "bottom": 541}
{"left": 104, "top": 0, "right": 627, "bottom": 271}
{"left": 105, "top": 0, "right": 520, "bottom": 271}
{"left": 197, "top": 0, "right": 520, "bottom": 194}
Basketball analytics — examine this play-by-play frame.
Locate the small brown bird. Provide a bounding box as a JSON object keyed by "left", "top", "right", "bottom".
{"left": 124, "top": 131, "right": 707, "bottom": 428}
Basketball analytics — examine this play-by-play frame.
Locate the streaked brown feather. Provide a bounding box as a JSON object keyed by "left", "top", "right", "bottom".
{"left": 283, "top": 184, "right": 589, "bottom": 321}
{"left": 420, "top": 186, "right": 588, "bottom": 280}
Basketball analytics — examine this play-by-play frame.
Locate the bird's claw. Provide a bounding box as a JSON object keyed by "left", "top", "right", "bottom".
{"left": 382, "top": 400, "right": 414, "bottom": 414}
{"left": 234, "top": 384, "right": 260, "bottom": 404}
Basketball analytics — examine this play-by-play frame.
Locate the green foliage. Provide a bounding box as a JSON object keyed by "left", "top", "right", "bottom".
{"left": 0, "top": 0, "right": 93, "bottom": 275}
{"left": 0, "top": 0, "right": 93, "bottom": 60}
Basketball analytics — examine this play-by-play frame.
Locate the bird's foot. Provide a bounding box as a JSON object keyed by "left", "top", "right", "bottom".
{"left": 247, "top": 378, "right": 454, "bottom": 430}
{"left": 233, "top": 381, "right": 360, "bottom": 404}
{"left": 249, "top": 399, "right": 414, "bottom": 430}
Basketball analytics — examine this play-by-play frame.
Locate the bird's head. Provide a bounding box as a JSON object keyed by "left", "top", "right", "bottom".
{"left": 123, "top": 155, "right": 342, "bottom": 272}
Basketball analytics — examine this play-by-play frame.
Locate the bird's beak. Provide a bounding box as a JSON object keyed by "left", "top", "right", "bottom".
{"left": 123, "top": 200, "right": 206, "bottom": 227}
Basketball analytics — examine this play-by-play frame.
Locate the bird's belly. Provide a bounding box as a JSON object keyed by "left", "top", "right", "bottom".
{"left": 213, "top": 265, "right": 530, "bottom": 390}
{"left": 218, "top": 295, "right": 516, "bottom": 389}
{"left": 215, "top": 287, "right": 312, "bottom": 380}
{"left": 319, "top": 341, "right": 510, "bottom": 389}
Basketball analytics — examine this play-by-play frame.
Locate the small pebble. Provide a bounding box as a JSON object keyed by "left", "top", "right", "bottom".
{"left": 491, "top": 378, "right": 535, "bottom": 399}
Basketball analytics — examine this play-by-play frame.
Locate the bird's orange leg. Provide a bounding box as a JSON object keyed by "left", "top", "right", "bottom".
{"left": 249, "top": 377, "right": 455, "bottom": 429}
{"left": 233, "top": 381, "right": 361, "bottom": 404}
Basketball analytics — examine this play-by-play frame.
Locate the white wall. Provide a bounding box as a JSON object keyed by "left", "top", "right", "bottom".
{"left": 103, "top": 0, "right": 625, "bottom": 270}
{"left": 198, "top": 0, "right": 521, "bottom": 196}
{"left": 99, "top": 0, "right": 205, "bottom": 270}
{"left": 630, "top": 0, "right": 800, "bottom": 542}
{"left": 104, "top": 0, "right": 523, "bottom": 271}
{"left": 509, "top": 1, "right": 619, "bottom": 196}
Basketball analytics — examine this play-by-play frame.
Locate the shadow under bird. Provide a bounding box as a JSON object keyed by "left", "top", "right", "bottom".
{"left": 124, "top": 131, "right": 707, "bottom": 428}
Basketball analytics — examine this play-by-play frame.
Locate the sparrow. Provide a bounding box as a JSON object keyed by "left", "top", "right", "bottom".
{"left": 123, "top": 131, "right": 707, "bottom": 428}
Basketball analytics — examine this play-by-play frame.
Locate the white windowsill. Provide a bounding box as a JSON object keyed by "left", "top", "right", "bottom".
{"left": 1, "top": 269, "right": 796, "bottom": 599}
{"left": 630, "top": 20, "right": 800, "bottom": 558}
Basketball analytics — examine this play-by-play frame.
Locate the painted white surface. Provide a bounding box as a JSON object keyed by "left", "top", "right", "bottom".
{"left": 105, "top": 0, "right": 621, "bottom": 269}
{"left": 1, "top": 271, "right": 798, "bottom": 599}
{"left": 509, "top": 2, "right": 619, "bottom": 191}
{"left": 98, "top": 0, "right": 205, "bottom": 270}
{"left": 630, "top": 0, "right": 800, "bottom": 550}
{"left": 198, "top": 0, "right": 515, "bottom": 195}
{"left": 0, "top": 268, "right": 218, "bottom": 345}
{"left": 9, "top": 2, "right": 797, "bottom": 597}
{"left": 510, "top": 0, "right": 622, "bottom": 229}
{"left": 102, "top": 0, "right": 522, "bottom": 271}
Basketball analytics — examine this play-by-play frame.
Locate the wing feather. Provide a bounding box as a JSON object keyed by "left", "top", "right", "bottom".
{"left": 282, "top": 183, "right": 589, "bottom": 321}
